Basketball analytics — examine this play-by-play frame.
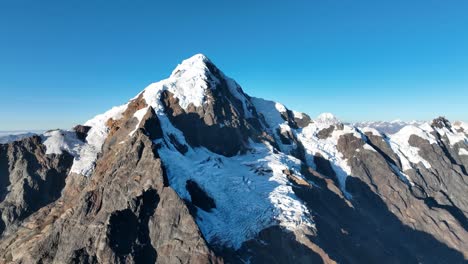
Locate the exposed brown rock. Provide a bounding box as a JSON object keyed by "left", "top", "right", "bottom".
{"left": 283, "top": 169, "right": 310, "bottom": 188}
{"left": 294, "top": 113, "right": 312, "bottom": 128}
{"left": 106, "top": 94, "right": 148, "bottom": 139}
{"left": 0, "top": 136, "right": 73, "bottom": 238}
{"left": 431, "top": 116, "right": 452, "bottom": 130}
{"left": 0, "top": 107, "right": 220, "bottom": 264}
{"left": 317, "top": 125, "right": 335, "bottom": 139}
{"left": 73, "top": 125, "right": 92, "bottom": 142}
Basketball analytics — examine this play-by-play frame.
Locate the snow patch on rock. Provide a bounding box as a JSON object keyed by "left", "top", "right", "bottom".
{"left": 360, "top": 127, "right": 382, "bottom": 136}
{"left": 388, "top": 124, "right": 435, "bottom": 171}
{"left": 252, "top": 99, "right": 355, "bottom": 197}
{"left": 251, "top": 98, "right": 286, "bottom": 128}
{"left": 298, "top": 122, "right": 358, "bottom": 196}
{"left": 70, "top": 104, "right": 128, "bottom": 176}
{"left": 363, "top": 143, "right": 377, "bottom": 152}
{"left": 130, "top": 107, "right": 150, "bottom": 136}
{"left": 274, "top": 102, "right": 287, "bottom": 113}
{"left": 459, "top": 148, "right": 468, "bottom": 156}
{"left": 434, "top": 126, "right": 467, "bottom": 146}
{"left": 42, "top": 130, "right": 84, "bottom": 156}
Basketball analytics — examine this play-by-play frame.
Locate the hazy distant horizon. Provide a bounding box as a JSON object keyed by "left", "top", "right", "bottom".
{"left": 1, "top": 116, "right": 467, "bottom": 133}
{"left": 0, "top": 130, "right": 46, "bottom": 136}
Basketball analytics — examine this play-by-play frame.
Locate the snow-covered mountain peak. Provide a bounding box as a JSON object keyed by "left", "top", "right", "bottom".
{"left": 431, "top": 116, "right": 452, "bottom": 130}
{"left": 141, "top": 54, "right": 217, "bottom": 111}
{"left": 170, "top": 53, "right": 212, "bottom": 78}
{"left": 140, "top": 53, "right": 252, "bottom": 113}
{"left": 453, "top": 121, "right": 468, "bottom": 132}
{"left": 315, "top": 112, "right": 340, "bottom": 125}
{"left": 2, "top": 52, "right": 468, "bottom": 263}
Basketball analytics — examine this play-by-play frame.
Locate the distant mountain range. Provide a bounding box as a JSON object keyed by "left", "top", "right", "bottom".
{"left": 0, "top": 54, "right": 467, "bottom": 263}
{"left": 0, "top": 130, "right": 44, "bottom": 144}
{"left": 0, "top": 121, "right": 451, "bottom": 146}
{"left": 351, "top": 120, "right": 424, "bottom": 134}
{"left": 0, "top": 120, "right": 438, "bottom": 145}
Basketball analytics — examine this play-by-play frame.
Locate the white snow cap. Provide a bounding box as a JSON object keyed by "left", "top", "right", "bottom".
{"left": 144, "top": 53, "right": 254, "bottom": 116}
{"left": 315, "top": 113, "right": 340, "bottom": 125}
{"left": 170, "top": 53, "right": 211, "bottom": 78}
{"left": 68, "top": 53, "right": 255, "bottom": 177}
{"left": 157, "top": 53, "right": 214, "bottom": 109}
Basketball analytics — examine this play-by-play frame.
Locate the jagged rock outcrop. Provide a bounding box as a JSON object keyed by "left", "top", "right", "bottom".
{"left": 0, "top": 100, "right": 220, "bottom": 264}
{"left": 159, "top": 57, "right": 267, "bottom": 157}
{"left": 73, "top": 125, "right": 92, "bottom": 142}
{"left": 331, "top": 132, "right": 467, "bottom": 262}
{"left": 0, "top": 136, "right": 73, "bottom": 237}
{"left": 0, "top": 54, "right": 467, "bottom": 264}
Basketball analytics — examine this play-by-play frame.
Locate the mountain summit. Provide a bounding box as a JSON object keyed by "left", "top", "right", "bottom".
{"left": 0, "top": 54, "right": 467, "bottom": 263}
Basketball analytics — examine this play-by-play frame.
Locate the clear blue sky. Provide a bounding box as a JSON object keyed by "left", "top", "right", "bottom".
{"left": 1, "top": 0, "right": 467, "bottom": 130}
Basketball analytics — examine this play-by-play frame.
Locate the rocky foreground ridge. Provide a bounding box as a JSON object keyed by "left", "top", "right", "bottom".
{"left": 0, "top": 54, "right": 467, "bottom": 264}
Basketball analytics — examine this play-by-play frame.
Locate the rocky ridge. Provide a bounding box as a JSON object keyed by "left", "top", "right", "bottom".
{"left": 0, "top": 54, "right": 467, "bottom": 263}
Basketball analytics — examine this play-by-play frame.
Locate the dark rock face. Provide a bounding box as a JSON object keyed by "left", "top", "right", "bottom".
{"left": 225, "top": 227, "right": 324, "bottom": 264}
{"left": 186, "top": 180, "right": 216, "bottom": 212}
{"left": 107, "top": 190, "right": 159, "bottom": 263}
{"left": 277, "top": 128, "right": 295, "bottom": 145}
{"left": 161, "top": 90, "right": 247, "bottom": 156}
{"left": 294, "top": 113, "right": 312, "bottom": 128}
{"left": 70, "top": 248, "right": 98, "bottom": 264}
{"left": 406, "top": 134, "right": 468, "bottom": 232}
{"left": 317, "top": 126, "right": 335, "bottom": 139}
{"left": 280, "top": 109, "right": 299, "bottom": 129}
{"left": 432, "top": 116, "right": 452, "bottom": 130}
{"left": 168, "top": 134, "right": 188, "bottom": 154}
{"left": 74, "top": 125, "right": 92, "bottom": 142}
{"left": 0, "top": 136, "right": 73, "bottom": 237}
{"left": 108, "top": 209, "right": 140, "bottom": 256}
{"left": 140, "top": 108, "right": 164, "bottom": 141}
{"left": 313, "top": 153, "right": 339, "bottom": 185}
{"left": 364, "top": 132, "right": 401, "bottom": 167}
